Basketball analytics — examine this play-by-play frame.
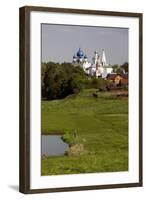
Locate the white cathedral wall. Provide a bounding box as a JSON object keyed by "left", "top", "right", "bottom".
{"left": 106, "top": 68, "right": 113, "bottom": 74}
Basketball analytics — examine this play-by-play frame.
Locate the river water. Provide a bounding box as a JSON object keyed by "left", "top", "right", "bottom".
{"left": 41, "top": 135, "right": 69, "bottom": 156}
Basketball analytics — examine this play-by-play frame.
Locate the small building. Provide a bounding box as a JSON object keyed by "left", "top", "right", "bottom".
{"left": 107, "top": 73, "right": 128, "bottom": 86}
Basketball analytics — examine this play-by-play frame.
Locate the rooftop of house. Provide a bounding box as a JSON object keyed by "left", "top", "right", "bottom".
{"left": 107, "top": 73, "right": 128, "bottom": 80}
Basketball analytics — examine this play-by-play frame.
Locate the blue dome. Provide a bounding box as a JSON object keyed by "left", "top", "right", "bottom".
{"left": 76, "top": 48, "right": 84, "bottom": 58}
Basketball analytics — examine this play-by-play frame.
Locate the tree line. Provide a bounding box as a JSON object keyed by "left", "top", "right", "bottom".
{"left": 42, "top": 62, "right": 128, "bottom": 100}
{"left": 112, "top": 62, "right": 128, "bottom": 74}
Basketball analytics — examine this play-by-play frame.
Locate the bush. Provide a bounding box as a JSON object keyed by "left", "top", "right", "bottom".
{"left": 89, "top": 78, "right": 114, "bottom": 91}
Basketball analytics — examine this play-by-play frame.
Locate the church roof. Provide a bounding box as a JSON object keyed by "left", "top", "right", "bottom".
{"left": 104, "top": 65, "right": 113, "bottom": 68}
{"left": 76, "top": 48, "right": 84, "bottom": 58}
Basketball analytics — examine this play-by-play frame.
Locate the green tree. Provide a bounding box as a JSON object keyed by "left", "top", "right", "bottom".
{"left": 41, "top": 62, "right": 87, "bottom": 100}
{"left": 112, "top": 64, "right": 119, "bottom": 73}
{"left": 120, "top": 62, "right": 128, "bottom": 73}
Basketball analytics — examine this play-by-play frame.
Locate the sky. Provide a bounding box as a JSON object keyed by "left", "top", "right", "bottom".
{"left": 41, "top": 24, "right": 128, "bottom": 65}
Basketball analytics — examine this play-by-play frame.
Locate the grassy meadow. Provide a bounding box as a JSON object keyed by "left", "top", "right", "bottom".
{"left": 41, "top": 89, "right": 128, "bottom": 175}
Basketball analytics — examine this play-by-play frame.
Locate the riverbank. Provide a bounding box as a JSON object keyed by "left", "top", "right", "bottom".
{"left": 41, "top": 89, "right": 128, "bottom": 175}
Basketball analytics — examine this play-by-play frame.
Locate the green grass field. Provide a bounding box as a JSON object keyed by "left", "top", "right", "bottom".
{"left": 41, "top": 89, "right": 128, "bottom": 175}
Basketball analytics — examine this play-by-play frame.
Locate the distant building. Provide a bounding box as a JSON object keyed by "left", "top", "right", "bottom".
{"left": 107, "top": 73, "right": 128, "bottom": 86}
{"left": 72, "top": 48, "right": 113, "bottom": 78}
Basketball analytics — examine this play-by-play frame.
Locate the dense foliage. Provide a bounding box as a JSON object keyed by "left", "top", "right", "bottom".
{"left": 42, "top": 62, "right": 87, "bottom": 100}
{"left": 112, "top": 62, "right": 128, "bottom": 74}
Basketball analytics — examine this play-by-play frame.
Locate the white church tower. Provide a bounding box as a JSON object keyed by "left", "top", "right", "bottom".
{"left": 101, "top": 49, "right": 106, "bottom": 66}
{"left": 92, "top": 51, "right": 98, "bottom": 65}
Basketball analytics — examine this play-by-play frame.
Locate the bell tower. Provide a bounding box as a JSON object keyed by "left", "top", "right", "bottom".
{"left": 101, "top": 49, "right": 106, "bottom": 66}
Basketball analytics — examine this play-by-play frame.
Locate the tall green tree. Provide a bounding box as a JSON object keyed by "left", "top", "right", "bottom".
{"left": 42, "top": 62, "right": 87, "bottom": 100}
